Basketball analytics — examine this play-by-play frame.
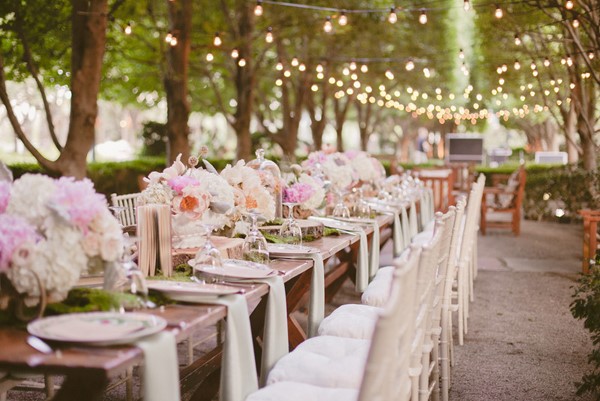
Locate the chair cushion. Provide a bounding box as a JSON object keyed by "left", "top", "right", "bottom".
{"left": 246, "top": 381, "right": 359, "bottom": 401}
{"left": 361, "top": 266, "right": 394, "bottom": 307}
{"left": 266, "top": 336, "right": 370, "bottom": 388}
{"left": 318, "top": 304, "right": 382, "bottom": 339}
{"left": 411, "top": 230, "right": 433, "bottom": 245}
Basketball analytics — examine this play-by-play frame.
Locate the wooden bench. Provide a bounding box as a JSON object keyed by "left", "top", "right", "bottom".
{"left": 480, "top": 165, "right": 526, "bottom": 236}
{"left": 579, "top": 209, "right": 600, "bottom": 274}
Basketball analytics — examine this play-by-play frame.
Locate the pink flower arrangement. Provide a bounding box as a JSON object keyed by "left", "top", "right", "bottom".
{"left": 0, "top": 214, "right": 39, "bottom": 272}
{"left": 167, "top": 175, "right": 200, "bottom": 194}
{"left": 0, "top": 181, "right": 10, "bottom": 213}
{"left": 171, "top": 185, "right": 212, "bottom": 220}
{"left": 283, "top": 183, "right": 315, "bottom": 204}
{"left": 53, "top": 177, "right": 107, "bottom": 234}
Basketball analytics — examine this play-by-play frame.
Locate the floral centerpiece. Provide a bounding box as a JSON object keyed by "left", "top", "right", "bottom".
{"left": 282, "top": 165, "right": 326, "bottom": 218}
{"left": 220, "top": 160, "right": 276, "bottom": 235}
{"left": 0, "top": 174, "right": 124, "bottom": 308}
{"left": 139, "top": 153, "right": 235, "bottom": 248}
{"left": 301, "top": 151, "right": 357, "bottom": 190}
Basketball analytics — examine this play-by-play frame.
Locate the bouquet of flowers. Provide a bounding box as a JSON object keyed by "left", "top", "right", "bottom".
{"left": 345, "top": 150, "right": 386, "bottom": 184}
{"left": 302, "top": 151, "right": 357, "bottom": 190}
{"left": 220, "top": 160, "right": 276, "bottom": 234}
{"left": 283, "top": 165, "right": 326, "bottom": 217}
{"left": 0, "top": 174, "right": 124, "bottom": 306}
{"left": 139, "top": 154, "right": 235, "bottom": 233}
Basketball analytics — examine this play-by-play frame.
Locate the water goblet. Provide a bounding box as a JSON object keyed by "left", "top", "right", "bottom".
{"left": 192, "top": 224, "right": 223, "bottom": 283}
{"left": 332, "top": 187, "right": 351, "bottom": 218}
{"left": 242, "top": 210, "right": 270, "bottom": 264}
{"left": 352, "top": 188, "right": 372, "bottom": 219}
{"left": 280, "top": 203, "right": 303, "bottom": 245}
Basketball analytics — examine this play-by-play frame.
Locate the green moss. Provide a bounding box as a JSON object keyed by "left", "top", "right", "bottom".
{"left": 44, "top": 288, "right": 145, "bottom": 316}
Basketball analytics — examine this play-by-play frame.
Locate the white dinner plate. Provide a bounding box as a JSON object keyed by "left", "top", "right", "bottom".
{"left": 267, "top": 243, "right": 321, "bottom": 257}
{"left": 27, "top": 312, "right": 167, "bottom": 346}
{"left": 147, "top": 280, "right": 240, "bottom": 303}
{"left": 189, "top": 258, "right": 275, "bottom": 279}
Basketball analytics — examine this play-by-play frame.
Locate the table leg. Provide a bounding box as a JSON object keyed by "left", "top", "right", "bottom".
{"left": 53, "top": 371, "right": 109, "bottom": 401}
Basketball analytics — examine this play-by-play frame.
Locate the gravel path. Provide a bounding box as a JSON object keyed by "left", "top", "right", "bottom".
{"left": 450, "top": 220, "right": 594, "bottom": 401}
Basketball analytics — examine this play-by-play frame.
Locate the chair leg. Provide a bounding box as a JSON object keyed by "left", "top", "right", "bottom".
{"left": 419, "top": 350, "right": 431, "bottom": 401}
{"left": 44, "top": 375, "right": 55, "bottom": 400}
{"left": 440, "top": 317, "right": 450, "bottom": 401}
{"left": 431, "top": 335, "right": 440, "bottom": 401}
{"left": 469, "top": 257, "right": 475, "bottom": 303}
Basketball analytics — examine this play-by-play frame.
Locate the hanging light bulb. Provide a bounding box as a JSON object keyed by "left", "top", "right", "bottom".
{"left": 316, "top": 64, "right": 324, "bottom": 73}
{"left": 349, "top": 61, "right": 357, "bottom": 70}
{"left": 463, "top": 0, "right": 471, "bottom": 11}
{"left": 213, "top": 32, "right": 222, "bottom": 47}
{"left": 423, "top": 67, "right": 431, "bottom": 78}
{"left": 206, "top": 52, "right": 214, "bottom": 62}
{"left": 419, "top": 10, "right": 428, "bottom": 24}
{"left": 291, "top": 57, "right": 299, "bottom": 67}
{"left": 495, "top": 5, "right": 503, "bottom": 18}
{"left": 238, "top": 58, "right": 246, "bottom": 67}
{"left": 388, "top": 7, "right": 398, "bottom": 24}
{"left": 514, "top": 34, "right": 522, "bottom": 45}
{"left": 544, "top": 57, "right": 551, "bottom": 67}
{"left": 532, "top": 70, "right": 539, "bottom": 77}
{"left": 385, "top": 69, "right": 395, "bottom": 80}
{"left": 299, "top": 63, "right": 306, "bottom": 71}
{"left": 567, "top": 55, "right": 573, "bottom": 66}
{"left": 339, "top": 11, "right": 348, "bottom": 26}
{"left": 165, "top": 31, "right": 173, "bottom": 43}
{"left": 588, "top": 51, "right": 595, "bottom": 60}
{"left": 265, "top": 27, "right": 273, "bottom": 43}
{"left": 324, "top": 16, "right": 333, "bottom": 33}
{"left": 342, "top": 67, "right": 350, "bottom": 76}
{"left": 565, "top": 0, "right": 574, "bottom": 10}
{"left": 254, "top": 0, "right": 263, "bottom": 16}
{"left": 459, "top": 48, "right": 465, "bottom": 59}
{"left": 405, "top": 60, "right": 415, "bottom": 71}
{"left": 276, "top": 61, "right": 283, "bottom": 71}
{"left": 572, "top": 18, "right": 579, "bottom": 28}
{"left": 170, "top": 36, "right": 178, "bottom": 46}
{"left": 231, "top": 48, "right": 239, "bottom": 58}
{"left": 361, "top": 64, "right": 368, "bottom": 73}
{"left": 124, "top": 22, "right": 132, "bottom": 35}
{"left": 530, "top": 61, "right": 537, "bottom": 70}
{"left": 514, "top": 59, "right": 521, "bottom": 70}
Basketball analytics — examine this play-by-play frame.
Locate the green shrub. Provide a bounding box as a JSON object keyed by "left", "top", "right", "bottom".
{"left": 571, "top": 254, "right": 600, "bottom": 398}
{"left": 140, "top": 121, "right": 168, "bottom": 157}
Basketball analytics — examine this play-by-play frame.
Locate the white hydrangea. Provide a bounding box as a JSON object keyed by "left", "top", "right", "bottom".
{"left": 350, "top": 152, "right": 379, "bottom": 182}
{"left": 298, "top": 174, "right": 326, "bottom": 210}
{"left": 138, "top": 182, "right": 173, "bottom": 206}
{"left": 6, "top": 174, "right": 56, "bottom": 227}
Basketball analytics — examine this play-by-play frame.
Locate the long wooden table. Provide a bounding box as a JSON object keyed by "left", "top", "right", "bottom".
{"left": 0, "top": 214, "right": 395, "bottom": 401}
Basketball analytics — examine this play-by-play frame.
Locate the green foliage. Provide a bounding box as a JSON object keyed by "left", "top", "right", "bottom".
{"left": 140, "top": 121, "right": 168, "bottom": 157}
{"left": 476, "top": 164, "right": 600, "bottom": 222}
{"left": 45, "top": 288, "right": 143, "bottom": 316}
{"left": 571, "top": 255, "right": 600, "bottom": 398}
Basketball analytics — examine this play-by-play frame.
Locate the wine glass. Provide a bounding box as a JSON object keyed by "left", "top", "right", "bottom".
{"left": 109, "top": 205, "right": 126, "bottom": 226}
{"left": 352, "top": 187, "right": 372, "bottom": 219}
{"left": 280, "top": 203, "right": 302, "bottom": 245}
{"left": 242, "top": 210, "right": 270, "bottom": 264}
{"left": 192, "top": 224, "right": 223, "bottom": 282}
{"left": 332, "top": 186, "right": 351, "bottom": 218}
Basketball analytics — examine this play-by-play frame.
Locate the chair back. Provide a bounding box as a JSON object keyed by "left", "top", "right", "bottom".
{"left": 443, "top": 197, "right": 467, "bottom": 308}
{"left": 110, "top": 192, "right": 140, "bottom": 227}
{"left": 358, "top": 247, "right": 422, "bottom": 401}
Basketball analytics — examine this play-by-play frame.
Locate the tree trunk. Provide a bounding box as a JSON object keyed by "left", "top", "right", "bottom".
{"left": 164, "top": 0, "right": 192, "bottom": 164}
{"left": 233, "top": 2, "right": 254, "bottom": 161}
{"left": 51, "top": 0, "right": 108, "bottom": 178}
{"left": 564, "top": 102, "right": 579, "bottom": 164}
{"left": 307, "top": 86, "right": 328, "bottom": 151}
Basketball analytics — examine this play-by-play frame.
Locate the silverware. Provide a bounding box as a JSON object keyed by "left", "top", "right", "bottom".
{"left": 27, "top": 336, "right": 54, "bottom": 355}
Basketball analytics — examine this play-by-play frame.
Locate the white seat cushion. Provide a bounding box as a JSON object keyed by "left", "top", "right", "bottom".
{"left": 318, "top": 304, "right": 381, "bottom": 339}
{"left": 411, "top": 230, "right": 433, "bottom": 245}
{"left": 267, "top": 336, "right": 370, "bottom": 388}
{"left": 361, "top": 266, "right": 394, "bottom": 307}
{"left": 246, "top": 381, "right": 359, "bottom": 401}
{"left": 421, "top": 219, "right": 435, "bottom": 233}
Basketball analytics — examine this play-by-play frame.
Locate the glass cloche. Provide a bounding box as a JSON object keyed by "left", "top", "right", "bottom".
{"left": 247, "top": 148, "right": 283, "bottom": 218}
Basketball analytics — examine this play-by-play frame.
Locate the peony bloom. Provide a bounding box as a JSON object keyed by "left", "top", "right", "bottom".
{"left": 167, "top": 175, "right": 200, "bottom": 195}
{"left": 0, "top": 214, "right": 39, "bottom": 272}
{"left": 54, "top": 177, "right": 107, "bottom": 233}
{"left": 283, "top": 183, "right": 315, "bottom": 204}
{"left": 172, "top": 186, "right": 212, "bottom": 220}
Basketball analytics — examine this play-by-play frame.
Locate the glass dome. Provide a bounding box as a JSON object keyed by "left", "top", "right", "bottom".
{"left": 247, "top": 148, "right": 283, "bottom": 218}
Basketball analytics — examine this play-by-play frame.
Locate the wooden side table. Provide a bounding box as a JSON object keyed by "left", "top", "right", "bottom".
{"left": 579, "top": 209, "right": 600, "bottom": 274}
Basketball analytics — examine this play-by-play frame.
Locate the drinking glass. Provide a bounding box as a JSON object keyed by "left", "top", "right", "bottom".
{"left": 353, "top": 188, "right": 372, "bottom": 219}
{"left": 192, "top": 224, "right": 223, "bottom": 282}
{"left": 332, "top": 187, "right": 351, "bottom": 218}
{"left": 280, "top": 203, "right": 302, "bottom": 245}
{"left": 242, "top": 211, "right": 270, "bottom": 264}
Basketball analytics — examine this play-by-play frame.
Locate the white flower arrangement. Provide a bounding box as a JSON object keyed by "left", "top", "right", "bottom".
{"left": 1, "top": 174, "right": 124, "bottom": 305}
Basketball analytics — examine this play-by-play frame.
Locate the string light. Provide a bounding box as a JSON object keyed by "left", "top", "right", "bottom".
{"left": 588, "top": 51, "right": 595, "bottom": 60}
{"left": 213, "top": 32, "right": 222, "bottom": 47}
{"left": 361, "top": 64, "right": 368, "bottom": 73}
{"left": 238, "top": 58, "right": 246, "bottom": 67}
{"left": 231, "top": 48, "right": 239, "bottom": 58}
{"left": 423, "top": 67, "right": 431, "bottom": 78}
{"left": 316, "top": 64, "right": 324, "bottom": 73}
{"left": 324, "top": 16, "right": 333, "bottom": 33}
{"left": 459, "top": 49, "right": 465, "bottom": 60}
{"left": 265, "top": 27, "right": 273, "bottom": 43}
{"left": 388, "top": 7, "right": 398, "bottom": 24}
{"left": 514, "top": 59, "right": 521, "bottom": 70}
{"left": 385, "top": 69, "right": 395, "bottom": 80}
{"left": 463, "top": 0, "right": 471, "bottom": 11}
{"left": 254, "top": 0, "right": 263, "bottom": 16}
{"left": 495, "top": 5, "right": 503, "bottom": 19}
{"left": 572, "top": 19, "right": 579, "bottom": 28}
{"left": 124, "top": 22, "right": 132, "bottom": 35}
{"left": 565, "top": 0, "right": 574, "bottom": 10}
{"left": 291, "top": 57, "right": 299, "bottom": 67}
{"left": 284, "top": 70, "right": 291, "bottom": 77}
{"left": 405, "top": 60, "right": 415, "bottom": 71}
{"left": 206, "top": 53, "right": 214, "bottom": 62}
{"left": 339, "top": 11, "right": 348, "bottom": 26}
{"left": 349, "top": 61, "right": 357, "bottom": 70}
{"left": 567, "top": 55, "right": 573, "bottom": 66}
{"left": 419, "top": 10, "right": 428, "bottom": 24}
{"left": 514, "top": 34, "right": 522, "bottom": 45}
{"left": 165, "top": 31, "right": 173, "bottom": 43}
{"left": 298, "top": 63, "right": 306, "bottom": 71}
{"left": 530, "top": 61, "right": 537, "bottom": 70}
{"left": 544, "top": 57, "right": 550, "bottom": 67}
{"left": 170, "top": 36, "right": 177, "bottom": 46}
{"left": 276, "top": 61, "right": 283, "bottom": 71}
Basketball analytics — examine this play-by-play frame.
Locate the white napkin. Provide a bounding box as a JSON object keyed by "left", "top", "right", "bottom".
{"left": 307, "top": 253, "right": 325, "bottom": 338}
{"left": 136, "top": 331, "right": 181, "bottom": 401}
{"left": 409, "top": 201, "right": 418, "bottom": 237}
{"left": 234, "top": 275, "right": 289, "bottom": 386}
{"left": 400, "top": 206, "right": 410, "bottom": 250}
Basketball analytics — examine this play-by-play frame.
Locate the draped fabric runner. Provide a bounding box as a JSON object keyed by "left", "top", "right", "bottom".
{"left": 137, "top": 331, "right": 181, "bottom": 401}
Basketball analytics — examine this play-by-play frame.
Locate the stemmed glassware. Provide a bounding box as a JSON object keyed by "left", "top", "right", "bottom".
{"left": 108, "top": 205, "right": 126, "bottom": 226}
{"left": 242, "top": 210, "right": 270, "bottom": 264}
{"left": 332, "top": 186, "right": 351, "bottom": 218}
{"left": 192, "top": 224, "right": 223, "bottom": 282}
{"left": 280, "top": 203, "right": 302, "bottom": 245}
{"left": 352, "top": 187, "right": 372, "bottom": 219}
